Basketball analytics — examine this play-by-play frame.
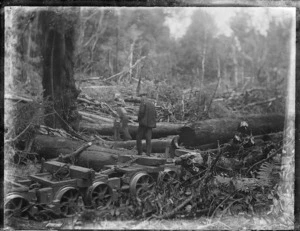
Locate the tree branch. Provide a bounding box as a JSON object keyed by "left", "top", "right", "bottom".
{"left": 5, "top": 122, "right": 32, "bottom": 144}
{"left": 104, "top": 56, "right": 146, "bottom": 81}
{"left": 5, "top": 94, "right": 33, "bottom": 103}
{"left": 58, "top": 142, "right": 92, "bottom": 164}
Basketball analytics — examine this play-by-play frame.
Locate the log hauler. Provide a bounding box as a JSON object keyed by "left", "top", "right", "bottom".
{"left": 136, "top": 92, "right": 157, "bottom": 156}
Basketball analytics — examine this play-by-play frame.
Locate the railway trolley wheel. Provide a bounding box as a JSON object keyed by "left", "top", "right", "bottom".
{"left": 56, "top": 187, "right": 79, "bottom": 217}
{"left": 158, "top": 169, "right": 179, "bottom": 185}
{"left": 87, "top": 181, "right": 113, "bottom": 209}
{"left": 130, "top": 172, "right": 154, "bottom": 200}
{"left": 5, "top": 195, "right": 30, "bottom": 219}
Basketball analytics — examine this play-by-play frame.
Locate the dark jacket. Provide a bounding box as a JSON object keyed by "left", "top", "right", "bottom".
{"left": 138, "top": 99, "right": 156, "bottom": 128}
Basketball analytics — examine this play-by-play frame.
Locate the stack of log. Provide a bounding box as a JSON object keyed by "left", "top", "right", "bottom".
{"left": 32, "top": 110, "right": 285, "bottom": 172}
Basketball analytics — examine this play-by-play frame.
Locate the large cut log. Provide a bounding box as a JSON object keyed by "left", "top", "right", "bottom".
{"left": 124, "top": 96, "right": 142, "bottom": 103}
{"left": 32, "top": 135, "right": 134, "bottom": 171}
{"left": 179, "top": 114, "right": 284, "bottom": 147}
{"left": 194, "top": 132, "right": 283, "bottom": 151}
{"left": 78, "top": 111, "right": 114, "bottom": 123}
{"left": 32, "top": 135, "right": 172, "bottom": 171}
{"left": 79, "top": 121, "right": 184, "bottom": 139}
{"left": 108, "top": 138, "right": 173, "bottom": 153}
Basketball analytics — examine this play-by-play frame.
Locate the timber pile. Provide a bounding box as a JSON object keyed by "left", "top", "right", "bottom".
{"left": 31, "top": 113, "right": 284, "bottom": 168}
{"left": 27, "top": 91, "right": 285, "bottom": 188}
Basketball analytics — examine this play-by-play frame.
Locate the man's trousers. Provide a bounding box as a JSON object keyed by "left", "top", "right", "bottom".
{"left": 136, "top": 125, "right": 152, "bottom": 156}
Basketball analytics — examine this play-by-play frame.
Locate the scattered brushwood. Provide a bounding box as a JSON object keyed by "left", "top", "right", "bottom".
{"left": 78, "top": 127, "right": 283, "bottom": 221}
{"left": 131, "top": 135, "right": 281, "bottom": 220}
{"left": 77, "top": 92, "right": 177, "bottom": 124}
{"left": 77, "top": 93, "right": 118, "bottom": 122}
{"left": 217, "top": 88, "right": 285, "bottom": 114}
{"left": 105, "top": 121, "right": 283, "bottom": 220}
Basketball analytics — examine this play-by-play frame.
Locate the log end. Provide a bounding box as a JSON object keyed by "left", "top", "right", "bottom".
{"left": 179, "top": 126, "right": 196, "bottom": 146}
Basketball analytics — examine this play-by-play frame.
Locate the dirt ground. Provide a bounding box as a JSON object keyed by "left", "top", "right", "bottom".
{"left": 4, "top": 213, "right": 294, "bottom": 230}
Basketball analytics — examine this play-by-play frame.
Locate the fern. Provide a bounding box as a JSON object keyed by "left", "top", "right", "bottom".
{"left": 215, "top": 175, "right": 231, "bottom": 187}
{"left": 257, "top": 162, "right": 279, "bottom": 187}
{"left": 233, "top": 178, "right": 260, "bottom": 192}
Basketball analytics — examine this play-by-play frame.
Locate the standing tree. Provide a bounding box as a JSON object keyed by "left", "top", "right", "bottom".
{"left": 38, "top": 8, "right": 81, "bottom": 130}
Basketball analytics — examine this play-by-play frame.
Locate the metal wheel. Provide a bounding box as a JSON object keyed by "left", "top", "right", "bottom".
{"left": 56, "top": 187, "right": 79, "bottom": 217}
{"left": 158, "top": 169, "right": 179, "bottom": 185}
{"left": 5, "top": 195, "right": 30, "bottom": 219}
{"left": 87, "top": 182, "right": 113, "bottom": 209}
{"left": 130, "top": 172, "right": 154, "bottom": 200}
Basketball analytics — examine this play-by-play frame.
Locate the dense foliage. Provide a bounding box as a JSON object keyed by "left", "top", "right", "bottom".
{"left": 75, "top": 8, "right": 291, "bottom": 91}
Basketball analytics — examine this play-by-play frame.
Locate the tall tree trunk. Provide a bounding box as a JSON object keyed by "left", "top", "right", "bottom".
{"left": 135, "top": 62, "right": 141, "bottom": 96}
{"left": 241, "top": 59, "right": 245, "bottom": 86}
{"left": 39, "top": 9, "right": 81, "bottom": 130}
{"left": 108, "top": 50, "right": 114, "bottom": 76}
{"left": 200, "top": 30, "right": 207, "bottom": 89}
{"left": 279, "top": 16, "right": 295, "bottom": 225}
{"left": 129, "top": 40, "right": 135, "bottom": 82}
{"left": 205, "top": 57, "right": 221, "bottom": 117}
{"left": 115, "top": 9, "right": 119, "bottom": 73}
{"left": 25, "top": 22, "right": 32, "bottom": 86}
{"left": 232, "top": 45, "right": 238, "bottom": 88}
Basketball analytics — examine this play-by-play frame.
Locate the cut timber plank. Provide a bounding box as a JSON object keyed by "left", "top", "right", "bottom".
{"left": 44, "top": 161, "right": 95, "bottom": 180}
{"left": 30, "top": 173, "right": 77, "bottom": 187}
{"left": 118, "top": 155, "right": 167, "bottom": 166}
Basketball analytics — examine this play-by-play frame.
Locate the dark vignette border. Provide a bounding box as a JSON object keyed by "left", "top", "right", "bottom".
{"left": 0, "top": 0, "right": 299, "bottom": 229}
{"left": 295, "top": 7, "right": 299, "bottom": 229}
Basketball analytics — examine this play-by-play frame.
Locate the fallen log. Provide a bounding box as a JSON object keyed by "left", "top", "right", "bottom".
{"left": 79, "top": 122, "right": 114, "bottom": 135}
{"left": 108, "top": 138, "right": 173, "bottom": 153}
{"left": 32, "top": 135, "right": 172, "bottom": 171}
{"left": 32, "top": 135, "right": 134, "bottom": 171}
{"left": 194, "top": 132, "right": 283, "bottom": 151}
{"left": 78, "top": 97, "right": 100, "bottom": 105}
{"left": 179, "top": 114, "right": 284, "bottom": 147}
{"left": 79, "top": 121, "right": 184, "bottom": 139}
{"left": 124, "top": 96, "right": 142, "bottom": 103}
{"left": 78, "top": 111, "right": 114, "bottom": 123}
{"left": 81, "top": 115, "right": 97, "bottom": 123}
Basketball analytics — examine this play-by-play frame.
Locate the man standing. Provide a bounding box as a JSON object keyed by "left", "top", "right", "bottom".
{"left": 114, "top": 101, "right": 132, "bottom": 141}
{"left": 136, "top": 93, "right": 157, "bottom": 156}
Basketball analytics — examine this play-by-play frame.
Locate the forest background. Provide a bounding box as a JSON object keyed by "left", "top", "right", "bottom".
{"left": 6, "top": 7, "right": 292, "bottom": 124}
